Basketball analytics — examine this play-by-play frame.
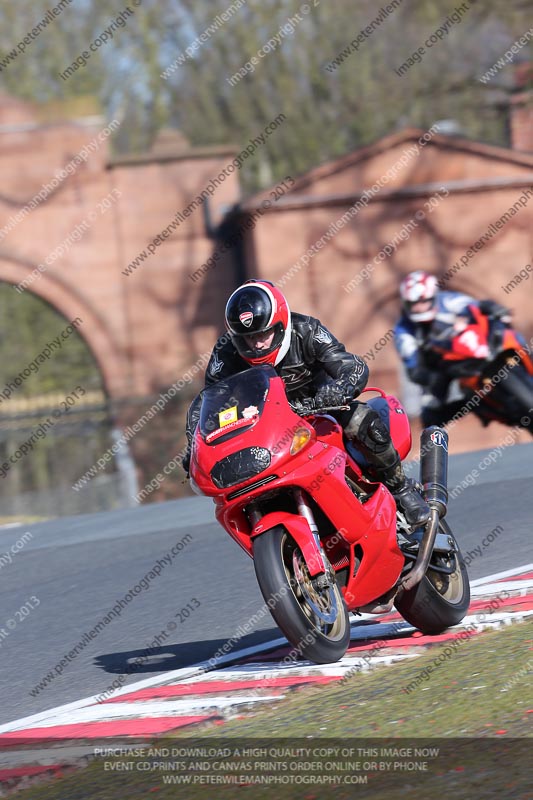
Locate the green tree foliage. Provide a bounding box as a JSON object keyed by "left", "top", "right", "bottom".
{"left": 0, "top": 285, "right": 102, "bottom": 397}
{"left": 1, "top": 0, "right": 531, "bottom": 190}
{"left": 0, "top": 284, "right": 108, "bottom": 512}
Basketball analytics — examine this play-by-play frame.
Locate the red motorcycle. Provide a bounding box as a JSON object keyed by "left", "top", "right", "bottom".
{"left": 189, "top": 366, "right": 469, "bottom": 664}
{"left": 427, "top": 305, "right": 533, "bottom": 433}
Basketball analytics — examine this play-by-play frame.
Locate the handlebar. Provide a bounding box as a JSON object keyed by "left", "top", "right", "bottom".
{"left": 289, "top": 402, "right": 351, "bottom": 416}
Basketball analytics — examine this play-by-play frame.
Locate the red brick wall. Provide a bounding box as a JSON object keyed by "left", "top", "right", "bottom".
{"left": 244, "top": 133, "right": 533, "bottom": 400}
{"left": 510, "top": 93, "right": 533, "bottom": 153}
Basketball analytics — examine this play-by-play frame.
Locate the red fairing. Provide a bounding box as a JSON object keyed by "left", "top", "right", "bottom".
{"left": 251, "top": 511, "right": 327, "bottom": 576}
{"left": 448, "top": 307, "right": 490, "bottom": 360}
{"left": 190, "top": 368, "right": 407, "bottom": 612}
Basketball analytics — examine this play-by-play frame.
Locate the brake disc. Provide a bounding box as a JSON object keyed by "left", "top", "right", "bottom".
{"left": 292, "top": 551, "right": 338, "bottom": 624}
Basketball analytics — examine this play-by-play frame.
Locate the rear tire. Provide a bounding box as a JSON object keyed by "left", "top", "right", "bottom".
{"left": 253, "top": 526, "right": 350, "bottom": 664}
{"left": 394, "top": 520, "right": 470, "bottom": 634}
{"left": 492, "top": 366, "right": 533, "bottom": 433}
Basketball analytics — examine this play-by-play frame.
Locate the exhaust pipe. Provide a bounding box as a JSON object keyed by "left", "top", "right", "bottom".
{"left": 401, "top": 426, "right": 448, "bottom": 591}
{"left": 420, "top": 426, "right": 448, "bottom": 518}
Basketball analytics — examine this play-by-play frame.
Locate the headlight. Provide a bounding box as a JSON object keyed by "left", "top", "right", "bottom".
{"left": 211, "top": 447, "right": 271, "bottom": 489}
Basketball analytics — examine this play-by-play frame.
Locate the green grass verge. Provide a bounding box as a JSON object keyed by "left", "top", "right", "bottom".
{"left": 7, "top": 619, "right": 533, "bottom": 800}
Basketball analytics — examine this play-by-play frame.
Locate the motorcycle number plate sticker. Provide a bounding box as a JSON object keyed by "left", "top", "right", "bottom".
{"left": 219, "top": 406, "right": 238, "bottom": 427}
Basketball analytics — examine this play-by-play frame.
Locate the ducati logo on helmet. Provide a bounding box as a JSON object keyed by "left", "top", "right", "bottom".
{"left": 225, "top": 280, "right": 291, "bottom": 367}
{"left": 239, "top": 311, "right": 254, "bottom": 327}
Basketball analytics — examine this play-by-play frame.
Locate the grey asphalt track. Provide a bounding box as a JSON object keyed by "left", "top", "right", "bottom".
{"left": 0, "top": 442, "right": 532, "bottom": 726}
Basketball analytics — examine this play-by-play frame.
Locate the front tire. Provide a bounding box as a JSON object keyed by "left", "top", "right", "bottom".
{"left": 394, "top": 520, "right": 470, "bottom": 634}
{"left": 253, "top": 526, "right": 350, "bottom": 664}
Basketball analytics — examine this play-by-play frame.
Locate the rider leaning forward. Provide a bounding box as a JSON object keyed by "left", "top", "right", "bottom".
{"left": 183, "top": 279, "right": 430, "bottom": 527}
{"left": 394, "top": 270, "right": 513, "bottom": 426}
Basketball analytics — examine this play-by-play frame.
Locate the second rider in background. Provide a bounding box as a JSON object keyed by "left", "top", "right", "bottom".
{"left": 394, "top": 270, "right": 511, "bottom": 426}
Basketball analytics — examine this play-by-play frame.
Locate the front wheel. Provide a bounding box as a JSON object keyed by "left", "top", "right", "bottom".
{"left": 394, "top": 520, "right": 470, "bottom": 634}
{"left": 253, "top": 526, "right": 350, "bottom": 664}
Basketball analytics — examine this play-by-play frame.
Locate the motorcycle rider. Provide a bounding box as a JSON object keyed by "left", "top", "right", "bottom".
{"left": 183, "top": 279, "right": 430, "bottom": 527}
{"left": 394, "top": 270, "right": 511, "bottom": 425}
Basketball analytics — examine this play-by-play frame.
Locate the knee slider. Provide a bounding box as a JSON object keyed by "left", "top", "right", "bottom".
{"left": 358, "top": 409, "right": 391, "bottom": 454}
{"left": 366, "top": 411, "right": 390, "bottom": 445}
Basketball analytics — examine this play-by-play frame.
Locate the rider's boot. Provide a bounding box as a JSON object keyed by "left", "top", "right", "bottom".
{"left": 343, "top": 404, "right": 430, "bottom": 528}
{"left": 373, "top": 455, "right": 431, "bottom": 528}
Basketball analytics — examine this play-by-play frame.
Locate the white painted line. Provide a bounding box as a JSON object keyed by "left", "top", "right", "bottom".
{"left": 213, "top": 654, "right": 420, "bottom": 679}
{"left": 30, "top": 697, "right": 282, "bottom": 727}
{"left": 470, "top": 580, "right": 533, "bottom": 595}
{"left": 465, "top": 610, "right": 533, "bottom": 629}
{"left": 470, "top": 564, "right": 533, "bottom": 586}
{"left": 0, "top": 666, "right": 205, "bottom": 734}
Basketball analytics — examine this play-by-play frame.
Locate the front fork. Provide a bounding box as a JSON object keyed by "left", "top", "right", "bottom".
{"left": 294, "top": 489, "right": 337, "bottom": 589}
{"left": 249, "top": 489, "right": 330, "bottom": 579}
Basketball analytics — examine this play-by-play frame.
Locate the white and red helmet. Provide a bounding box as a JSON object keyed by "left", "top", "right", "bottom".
{"left": 225, "top": 279, "right": 292, "bottom": 366}
{"left": 399, "top": 270, "right": 439, "bottom": 322}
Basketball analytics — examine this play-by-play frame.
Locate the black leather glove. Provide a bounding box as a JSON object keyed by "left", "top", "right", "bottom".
{"left": 479, "top": 299, "right": 511, "bottom": 323}
{"left": 314, "top": 378, "right": 350, "bottom": 408}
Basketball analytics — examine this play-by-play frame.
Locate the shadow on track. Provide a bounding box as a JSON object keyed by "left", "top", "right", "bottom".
{"left": 93, "top": 627, "right": 282, "bottom": 676}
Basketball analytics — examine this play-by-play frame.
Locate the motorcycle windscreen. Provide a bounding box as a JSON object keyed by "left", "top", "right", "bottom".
{"left": 199, "top": 365, "right": 274, "bottom": 444}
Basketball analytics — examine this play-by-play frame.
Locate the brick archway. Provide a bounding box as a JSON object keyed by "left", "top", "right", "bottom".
{"left": 0, "top": 260, "right": 127, "bottom": 398}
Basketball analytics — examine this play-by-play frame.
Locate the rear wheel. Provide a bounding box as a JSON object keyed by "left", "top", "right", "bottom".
{"left": 394, "top": 520, "right": 470, "bottom": 634}
{"left": 253, "top": 526, "right": 350, "bottom": 664}
{"left": 491, "top": 366, "right": 533, "bottom": 433}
